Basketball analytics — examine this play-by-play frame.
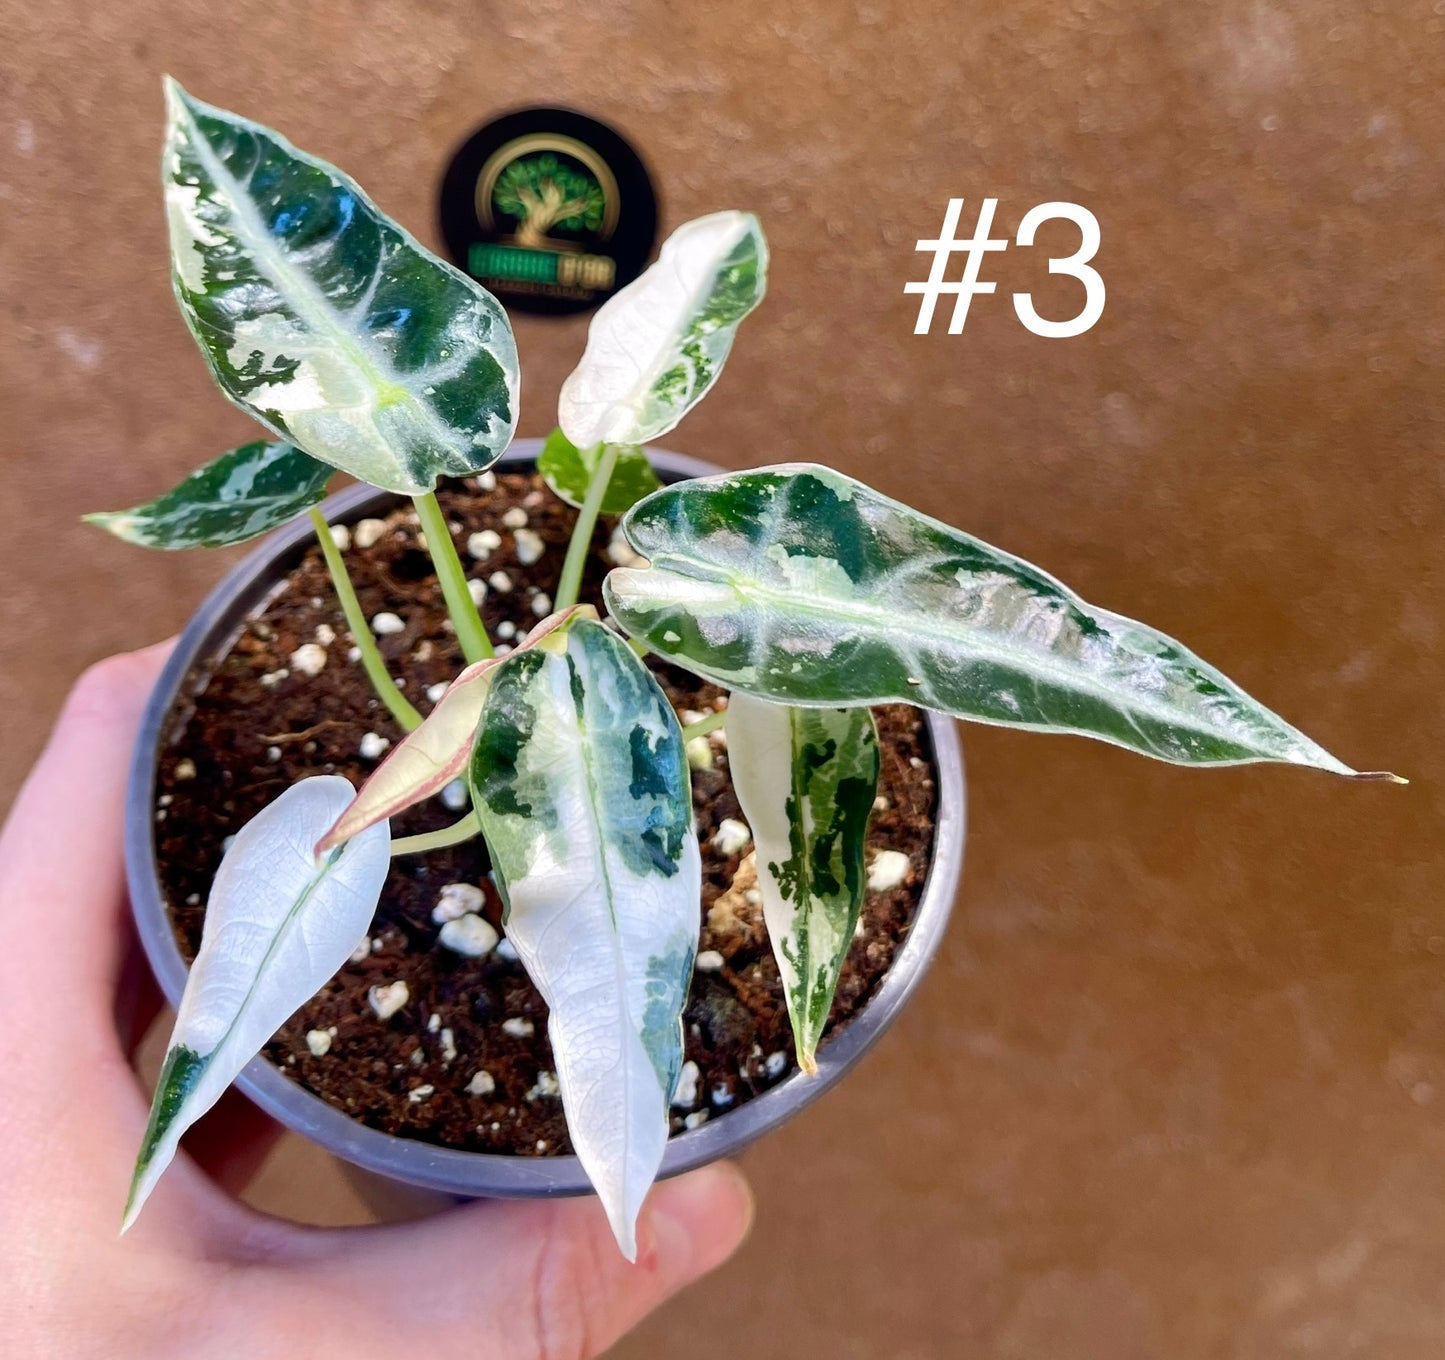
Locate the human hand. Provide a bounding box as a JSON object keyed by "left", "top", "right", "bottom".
{"left": 0, "top": 645, "right": 753, "bottom": 1360}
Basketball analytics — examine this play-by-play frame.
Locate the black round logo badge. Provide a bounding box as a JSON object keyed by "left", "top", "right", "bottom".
{"left": 439, "top": 108, "right": 659, "bottom": 317}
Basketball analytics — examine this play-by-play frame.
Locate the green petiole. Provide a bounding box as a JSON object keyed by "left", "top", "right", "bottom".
{"left": 680, "top": 709, "right": 727, "bottom": 741}
{"left": 390, "top": 810, "right": 482, "bottom": 856}
{"left": 413, "top": 490, "right": 493, "bottom": 665}
{"left": 309, "top": 508, "right": 422, "bottom": 732}
{"left": 555, "top": 441, "right": 620, "bottom": 612}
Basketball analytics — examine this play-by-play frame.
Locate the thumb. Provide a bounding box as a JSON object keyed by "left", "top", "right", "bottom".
{"left": 262, "top": 1162, "right": 753, "bottom": 1360}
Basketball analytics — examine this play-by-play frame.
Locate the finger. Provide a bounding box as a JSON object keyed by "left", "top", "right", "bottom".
{"left": 115, "top": 929, "right": 164, "bottom": 1058}
{"left": 261, "top": 1162, "right": 754, "bottom": 1360}
{"left": 0, "top": 642, "right": 172, "bottom": 1026}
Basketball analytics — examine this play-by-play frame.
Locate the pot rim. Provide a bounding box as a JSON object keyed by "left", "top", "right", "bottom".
{"left": 125, "top": 439, "right": 966, "bottom": 1199}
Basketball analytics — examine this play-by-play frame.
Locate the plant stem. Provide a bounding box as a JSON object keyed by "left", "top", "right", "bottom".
{"left": 390, "top": 810, "right": 482, "bottom": 856}
{"left": 680, "top": 708, "right": 727, "bottom": 741}
{"left": 413, "top": 491, "right": 492, "bottom": 665}
{"left": 555, "top": 441, "right": 620, "bottom": 612}
{"left": 309, "top": 508, "right": 422, "bottom": 732}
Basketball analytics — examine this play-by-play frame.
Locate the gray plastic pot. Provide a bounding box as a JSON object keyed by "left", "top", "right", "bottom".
{"left": 125, "top": 439, "right": 966, "bottom": 1200}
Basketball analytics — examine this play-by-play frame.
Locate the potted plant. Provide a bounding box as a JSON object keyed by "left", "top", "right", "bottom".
{"left": 95, "top": 81, "right": 1397, "bottom": 1260}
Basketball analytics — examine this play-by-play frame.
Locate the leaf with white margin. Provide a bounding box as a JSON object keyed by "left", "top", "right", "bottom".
{"left": 316, "top": 606, "right": 595, "bottom": 853}
{"left": 469, "top": 618, "right": 699, "bottom": 1259}
{"left": 163, "top": 79, "right": 518, "bottom": 496}
{"left": 85, "top": 440, "right": 332, "bottom": 548}
{"left": 557, "top": 211, "right": 767, "bottom": 450}
{"left": 124, "top": 776, "right": 390, "bottom": 1230}
{"left": 727, "top": 693, "right": 878, "bottom": 1073}
{"left": 605, "top": 465, "right": 1399, "bottom": 779}
{"left": 537, "top": 427, "right": 661, "bottom": 515}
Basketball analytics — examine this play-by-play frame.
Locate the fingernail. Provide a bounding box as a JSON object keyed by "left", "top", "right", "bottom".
{"left": 645, "top": 1162, "right": 754, "bottom": 1282}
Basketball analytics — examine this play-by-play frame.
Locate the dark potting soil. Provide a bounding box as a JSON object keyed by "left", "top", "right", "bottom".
{"left": 154, "top": 471, "right": 940, "bottom": 1156}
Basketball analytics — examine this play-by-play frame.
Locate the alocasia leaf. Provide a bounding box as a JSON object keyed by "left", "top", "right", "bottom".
{"left": 557, "top": 211, "right": 767, "bottom": 450}
{"left": 469, "top": 618, "right": 699, "bottom": 1259}
{"left": 605, "top": 465, "right": 1397, "bottom": 779}
{"left": 316, "top": 606, "right": 595, "bottom": 852}
{"left": 726, "top": 694, "right": 878, "bottom": 1073}
{"left": 163, "top": 78, "right": 518, "bottom": 496}
{"left": 537, "top": 427, "right": 661, "bottom": 515}
{"left": 84, "top": 440, "right": 332, "bottom": 548}
{"left": 124, "top": 777, "right": 390, "bottom": 1230}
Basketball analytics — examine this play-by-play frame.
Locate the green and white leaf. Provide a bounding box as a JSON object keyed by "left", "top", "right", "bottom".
{"left": 537, "top": 427, "right": 661, "bottom": 515}
{"left": 84, "top": 440, "right": 332, "bottom": 548}
{"left": 124, "top": 776, "right": 390, "bottom": 1230}
{"left": 469, "top": 618, "right": 699, "bottom": 1259}
{"left": 317, "top": 606, "right": 594, "bottom": 852}
{"left": 163, "top": 79, "right": 518, "bottom": 496}
{"left": 605, "top": 465, "right": 1390, "bottom": 777}
{"left": 726, "top": 694, "right": 878, "bottom": 1073}
{"left": 557, "top": 210, "right": 767, "bottom": 450}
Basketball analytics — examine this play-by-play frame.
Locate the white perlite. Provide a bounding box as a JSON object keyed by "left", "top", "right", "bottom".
{"left": 441, "top": 779, "right": 468, "bottom": 812}
{"left": 467, "top": 1070, "right": 496, "bottom": 1097}
{"left": 426, "top": 681, "right": 448, "bottom": 704}
{"left": 488, "top": 570, "right": 513, "bottom": 593}
{"left": 501, "top": 506, "right": 528, "bottom": 529}
{"left": 289, "top": 642, "right": 327, "bottom": 677}
{"left": 438, "top": 913, "right": 499, "bottom": 957}
{"left": 432, "top": 882, "right": 485, "bottom": 922}
{"left": 467, "top": 577, "right": 488, "bottom": 607}
{"left": 496, "top": 620, "right": 517, "bottom": 641}
{"left": 305, "top": 1029, "right": 332, "bottom": 1057}
{"left": 513, "top": 528, "right": 544, "bottom": 565}
{"left": 353, "top": 517, "right": 387, "bottom": 549}
{"left": 174, "top": 758, "right": 196, "bottom": 781}
{"left": 765, "top": 1051, "right": 788, "bottom": 1079}
{"left": 527, "top": 1071, "right": 560, "bottom": 1100}
{"left": 467, "top": 528, "right": 502, "bottom": 560}
{"left": 867, "top": 850, "right": 910, "bottom": 892}
{"left": 694, "top": 949, "right": 725, "bottom": 973}
{"left": 328, "top": 523, "right": 350, "bottom": 551}
{"left": 359, "top": 732, "right": 391, "bottom": 760}
{"left": 371, "top": 611, "right": 405, "bottom": 636}
{"left": 712, "top": 818, "right": 752, "bottom": 856}
{"left": 495, "top": 936, "right": 519, "bottom": 961}
{"left": 315, "top": 623, "right": 337, "bottom": 646}
{"left": 368, "top": 980, "right": 409, "bottom": 1021}
{"left": 531, "top": 592, "right": 552, "bottom": 617}
{"left": 441, "top": 1027, "right": 457, "bottom": 1063}
{"left": 684, "top": 1110, "right": 709, "bottom": 1131}
{"left": 349, "top": 938, "right": 372, "bottom": 964}
{"left": 408, "top": 1085, "right": 435, "bottom": 1104}
{"left": 671, "top": 1060, "right": 701, "bottom": 1109}
{"left": 474, "top": 470, "right": 497, "bottom": 492}
{"left": 501, "top": 1016, "right": 534, "bottom": 1038}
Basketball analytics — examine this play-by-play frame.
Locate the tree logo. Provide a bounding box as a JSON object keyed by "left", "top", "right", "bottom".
{"left": 439, "top": 109, "right": 658, "bottom": 317}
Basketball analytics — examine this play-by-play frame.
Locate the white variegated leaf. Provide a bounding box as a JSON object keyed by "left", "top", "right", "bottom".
{"left": 124, "top": 777, "right": 390, "bottom": 1230}
{"left": 469, "top": 618, "right": 699, "bottom": 1259}
{"left": 605, "top": 465, "right": 1398, "bottom": 779}
{"left": 557, "top": 211, "right": 767, "bottom": 449}
{"left": 726, "top": 694, "right": 879, "bottom": 1073}
{"left": 163, "top": 79, "right": 518, "bottom": 495}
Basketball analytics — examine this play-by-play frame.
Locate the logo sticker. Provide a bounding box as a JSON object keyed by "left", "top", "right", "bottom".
{"left": 439, "top": 108, "right": 659, "bottom": 317}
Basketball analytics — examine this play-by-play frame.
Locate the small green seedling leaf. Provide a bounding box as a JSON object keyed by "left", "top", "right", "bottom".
{"left": 317, "top": 606, "right": 595, "bottom": 852}
{"left": 537, "top": 427, "right": 661, "bottom": 516}
{"left": 470, "top": 618, "right": 699, "bottom": 1260}
{"left": 605, "top": 465, "right": 1397, "bottom": 778}
{"left": 726, "top": 694, "right": 879, "bottom": 1073}
{"left": 84, "top": 440, "right": 332, "bottom": 548}
{"left": 163, "top": 79, "right": 518, "bottom": 495}
{"left": 124, "top": 776, "right": 390, "bottom": 1231}
{"left": 557, "top": 211, "right": 767, "bottom": 450}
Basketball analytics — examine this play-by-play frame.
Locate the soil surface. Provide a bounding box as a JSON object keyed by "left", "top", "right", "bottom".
{"left": 154, "top": 471, "right": 940, "bottom": 1155}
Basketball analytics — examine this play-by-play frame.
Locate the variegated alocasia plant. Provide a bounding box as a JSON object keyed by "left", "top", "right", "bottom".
{"left": 94, "top": 83, "right": 1397, "bottom": 1259}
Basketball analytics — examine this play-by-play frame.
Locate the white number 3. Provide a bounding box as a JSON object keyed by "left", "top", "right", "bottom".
{"left": 1012, "top": 203, "right": 1105, "bottom": 338}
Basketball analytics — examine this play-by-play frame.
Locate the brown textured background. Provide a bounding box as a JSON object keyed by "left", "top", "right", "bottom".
{"left": 3, "top": 2, "right": 1443, "bottom": 1356}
